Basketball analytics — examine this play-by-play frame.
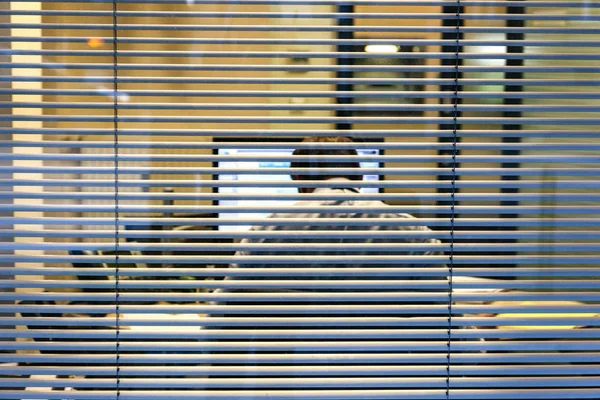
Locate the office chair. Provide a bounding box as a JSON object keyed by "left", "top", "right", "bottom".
{"left": 68, "top": 249, "right": 111, "bottom": 293}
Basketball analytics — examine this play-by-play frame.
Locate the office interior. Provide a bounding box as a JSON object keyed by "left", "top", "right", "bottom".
{"left": 6, "top": 4, "right": 596, "bottom": 263}
{"left": 2, "top": 0, "right": 600, "bottom": 396}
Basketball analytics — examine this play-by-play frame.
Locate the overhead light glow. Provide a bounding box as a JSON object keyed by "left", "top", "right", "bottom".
{"left": 364, "top": 44, "right": 399, "bottom": 53}
{"left": 87, "top": 38, "right": 104, "bottom": 48}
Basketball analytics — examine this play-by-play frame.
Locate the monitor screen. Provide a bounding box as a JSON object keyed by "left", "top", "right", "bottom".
{"left": 217, "top": 147, "right": 380, "bottom": 231}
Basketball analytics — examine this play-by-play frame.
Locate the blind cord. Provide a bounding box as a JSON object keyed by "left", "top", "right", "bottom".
{"left": 112, "top": 0, "right": 121, "bottom": 398}
{"left": 446, "top": 2, "right": 461, "bottom": 399}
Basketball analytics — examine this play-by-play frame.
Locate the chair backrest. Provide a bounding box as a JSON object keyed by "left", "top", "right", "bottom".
{"left": 97, "top": 250, "right": 144, "bottom": 270}
{"left": 168, "top": 225, "right": 235, "bottom": 270}
{"left": 69, "top": 249, "right": 111, "bottom": 293}
{"left": 68, "top": 249, "right": 100, "bottom": 266}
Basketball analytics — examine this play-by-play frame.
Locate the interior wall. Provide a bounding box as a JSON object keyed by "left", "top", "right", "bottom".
{"left": 11, "top": 1, "right": 44, "bottom": 283}
{"left": 41, "top": 2, "right": 336, "bottom": 218}
{"left": 0, "top": 0, "right": 12, "bottom": 295}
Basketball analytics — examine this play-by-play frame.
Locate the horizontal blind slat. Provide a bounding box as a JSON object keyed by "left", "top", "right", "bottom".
{"left": 9, "top": 153, "right": 600, "bottom": 162}
{"left": 8, "top": 102, "right": 600, "bottom": 112}
{"left": 5, "top": 90, "right": 600, "bottom": 99}
{"left": 6, "top": 140, "right": 600, "bottom": 152}
{"left": 4, "top": 179, "right": 599, "bottom": 189}
{"left": 2, "top": 389, "right": 600, "bottom": 400}
{"left": 7, "top": 267, "right": 600, "bottom": 278}
{"left": 8, "top": 340, "right": 600, "bottom": 351}
{"left": 5, "top": 243, "right": 600, "bottom": 253}
{"left": 4, "top": 23, "right": 600, "bottom": 35}
{"left": 5, "top": 304, "right": 600, "bottom": 315}
{"left": 5, "top": 278, "right": 600, "bottom": 289}
{"left": 5, "top": 116, "right": 600, "bottom": 126}
{"left": 5, "top": 376, "right": 600, "bottom": 389}
{"left": 6, "top": 50, "right": 600, "bottom": 60}
{"left": 6, "top": 229, "right": 600, "bottom": 240}
{"left": 8, "top": 0, "right": 600, "bottom": 7}
{"left": 6, "top": 37, "right": 600, "bottom": 48}
{"left": 5, "top": 76, "right": 600, "bottom": 85}
{"left": 3, "top": 364, "right": 600, "bottom": 377}
{"left": 3, "top": 10, "right": 600, "bottom": 20}
{"left": 5, "top": 193, "right": 600, "bottom": 203}
{"left": 4, "top": 63, "right": 600, "bottom": 74}
{"left": 4, "top": 352, "right": 600, "bottom": 364}
{"left": 4, "top": 167, "right": 600, "bottom": 176}
{"left": 5, "top": 316, "right": 600, "bottom": 327}
{"left": 4, "top": 292, "right": 599, "bottom": 303}
{"left": 4, "top": 328, "right": 600, "bottom": 341}
{"left": 4, "top": 128, "right": 598, "bottom": 139}
{"left": 5, "top": 205, "right": 600, "bottom": 215}
{"left": 7, "top": 217, "right": 600, "bottom": 228}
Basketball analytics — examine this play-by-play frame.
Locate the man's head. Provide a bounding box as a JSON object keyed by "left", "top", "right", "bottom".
{"left": 291, "top": 137, "right": 361, "bottom": 192}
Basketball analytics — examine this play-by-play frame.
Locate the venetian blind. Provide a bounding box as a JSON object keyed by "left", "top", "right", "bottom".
{"left": 1, "top": 0, "right": 600, "bottom": 399}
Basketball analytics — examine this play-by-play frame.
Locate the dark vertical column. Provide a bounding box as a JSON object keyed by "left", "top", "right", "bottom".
{"left": 502, "top": 4, "right": 524, "bottom": 206}
{"left": 499, "top": 2, "right": 525, "bottom": 270}
{"left": 336, "top": 4, "right": 354, "bottom": 132}
{"left": 436, "top": 5, "right": 463, "bottom": 224}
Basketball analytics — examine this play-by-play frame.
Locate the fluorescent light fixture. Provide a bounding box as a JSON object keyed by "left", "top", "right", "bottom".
{"left": 364, "top": 44, "right": 399, "bottom": 53}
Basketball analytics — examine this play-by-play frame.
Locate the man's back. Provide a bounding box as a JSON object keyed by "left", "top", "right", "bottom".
{"left": 208, "top": 140, "right": 448, "bottom": 376}
{"left": 222, "top": 183, "right": 446, "bottom": 296}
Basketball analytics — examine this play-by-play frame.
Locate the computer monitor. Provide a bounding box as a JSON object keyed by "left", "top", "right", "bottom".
{"left": 216, "top": 143, "right": 381, "bottom": 231}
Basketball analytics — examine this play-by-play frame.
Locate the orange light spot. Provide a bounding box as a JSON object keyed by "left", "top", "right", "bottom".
{"left": 87, "top": 38, "right": 104, "bottom": 48}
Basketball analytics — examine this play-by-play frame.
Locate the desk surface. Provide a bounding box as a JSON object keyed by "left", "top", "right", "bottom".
{"left": 493, "top": 300, "right": 597, "bottom": 330}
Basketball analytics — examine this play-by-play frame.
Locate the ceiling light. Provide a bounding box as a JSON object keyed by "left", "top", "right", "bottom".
{"left": 364, "top": 44, "right": 399, "bottom": 53}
